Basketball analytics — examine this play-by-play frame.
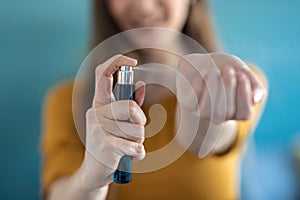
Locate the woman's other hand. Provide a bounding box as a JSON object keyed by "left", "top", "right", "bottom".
{"left": 175, "top": 52, "right": 266, "bottom": 156}
{"left": 177, "top": 52, "right": 266, "bottom": 122}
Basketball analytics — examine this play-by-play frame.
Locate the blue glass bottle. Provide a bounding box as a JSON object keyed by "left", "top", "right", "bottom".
{"left": 112, "top": 66, "right": 135, "bottom": 184}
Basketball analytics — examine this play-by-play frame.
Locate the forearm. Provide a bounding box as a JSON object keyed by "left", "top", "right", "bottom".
{"left": 205, "top": 120, "right": 237, "bottom": 155}
{"left": 189, "top": 119, "right": 237, "bottom": 156}
{"left": 46, "top": 166, "right": 109, "bottom": 200}
{"left": 176, "top": 106, "right": 237, "bottom": 157}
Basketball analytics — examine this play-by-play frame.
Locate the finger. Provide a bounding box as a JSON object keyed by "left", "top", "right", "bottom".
{"left": 214, "top": 53, "right": 265, "bottom": 104}
{"left": 134, "top": 81, "right": 146, "bottom": 106}
{"left": 235, "top": 73, "right": 253, "bottom": 120}
{"left": 101, "top": 118, "right": 145, "bottom": 143}
{"left": 98, "top": 100, "right": 147, "bottom": 125}
{"left": 97, "top": 54, "right": 137, "bottom": 80}
{"left": 108, "top": 135, "right": 145, "bottom": 161}
{"left": 183, "top": 54, "right": 212, "bottom": 73}
{"left": 199, "top": 70, "right": 220, "bottom": 120}
{"left": 210, "top": 52, "right": 250, "bottom": 72}
{"left": 240, "top": 68, "right": 265, "bottom": 104}
{"left": 93, "top": 55, "right": 138, "bottom": 106}
{"left": 192, "top": 71, "right": 206, "bottom": 109}
{"left": 179, "top": 54, "right": 210, "bottom": 87}
{"left": 177, "top": 56, "right": 197, "bottom": 83}
{"left": 176, "top": 55, "right": 206, "bottom": 111}
{"left": 227, "top": 54, "right": 264, "bottom": 103}
{"left": 220, "top": 66, "right": 237, "bottom": 119}
{"left": 176, "top": 73, "right": 198, "bottom": 111}
{"left": 213, "top": 72, "right": 227, "bottom": 124}
{"left": 176, "top": 58, "right": 195, "bottom": 94}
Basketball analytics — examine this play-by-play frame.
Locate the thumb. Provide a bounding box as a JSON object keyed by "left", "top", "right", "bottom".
{"left": 134, "top": 81, "right": 146, "bottom": 106}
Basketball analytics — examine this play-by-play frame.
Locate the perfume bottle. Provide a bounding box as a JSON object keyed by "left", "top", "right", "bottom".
{"left": 112, "top": 66, "right": 135, "bottom": 184}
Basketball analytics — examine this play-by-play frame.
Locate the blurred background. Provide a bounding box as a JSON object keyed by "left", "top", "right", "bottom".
{"left": 0, "top": 0, "right": 299, "bottom": 199}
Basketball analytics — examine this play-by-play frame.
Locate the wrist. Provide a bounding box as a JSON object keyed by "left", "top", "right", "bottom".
{"left": 211, "top": 120, "right": 237, "bottom": 155}
{"left": 70, "top": 164, "right": 109, "bottom": 200}
{"left": 68, "top": 165, "right": 91, "bottom": 197}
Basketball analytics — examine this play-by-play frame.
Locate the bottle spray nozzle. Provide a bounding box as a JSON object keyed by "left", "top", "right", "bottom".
{"left": 117, "top": 66, "right": 134, "bottom": 85}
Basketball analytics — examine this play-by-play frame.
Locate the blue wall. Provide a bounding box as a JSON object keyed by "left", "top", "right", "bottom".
{"left": 210, "top": 1, "right": 300, "bottom": 199}
{"left": 0, "top": 0, "right": 89, "bottom": 199}
{"left": 210, "top": 0, "right": 300, "bottom": 147}
{"left": 0, "top": 0, "right": 299, "bottom": 199}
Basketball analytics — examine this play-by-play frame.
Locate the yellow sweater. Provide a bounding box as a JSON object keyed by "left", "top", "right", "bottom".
{"left": 41, "top": 69, "right": 266, "bottom": 200}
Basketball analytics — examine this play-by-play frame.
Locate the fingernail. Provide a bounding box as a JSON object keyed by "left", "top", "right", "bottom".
{"left": 253, "top": 90, "right": 264, "bottom": 104}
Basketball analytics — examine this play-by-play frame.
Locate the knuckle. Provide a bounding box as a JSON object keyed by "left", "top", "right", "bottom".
{"left": 222, "top": 65, "right": 234, "bottom": 71}
{"left": 222, "top": 74, "right": 236, "bottom": 86}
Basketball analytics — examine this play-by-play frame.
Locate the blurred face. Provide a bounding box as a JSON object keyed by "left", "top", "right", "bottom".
{"left": 107, "top": 0, "right": 190, "bottom": 31}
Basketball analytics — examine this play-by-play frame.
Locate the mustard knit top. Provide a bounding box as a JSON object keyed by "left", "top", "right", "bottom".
{"left": 41, "top": 68, "right": 266, "bottom": 200}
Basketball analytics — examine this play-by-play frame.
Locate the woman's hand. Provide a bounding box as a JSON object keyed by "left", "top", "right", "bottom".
{"left": 175, "top": 52, "right": 266, "bottom": 156}
{"left": 46, "top": 55, "right": 146, "bottom": 200}
{"left": 80, "top": 55, "right": 147, "bottom": 192}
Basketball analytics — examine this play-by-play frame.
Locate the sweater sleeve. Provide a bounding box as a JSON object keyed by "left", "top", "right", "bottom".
{"left": 40, "top": 81, "right": 85, "bottom": 197}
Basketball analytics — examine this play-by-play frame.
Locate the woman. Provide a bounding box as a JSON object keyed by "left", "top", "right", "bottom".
{"left": 41, "top": 0, "right": 267, "bottom": 199}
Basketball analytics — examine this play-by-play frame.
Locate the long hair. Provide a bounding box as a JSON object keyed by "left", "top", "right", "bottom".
{"left": 91, "top": 0, "right": 218, "bottom": 52}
